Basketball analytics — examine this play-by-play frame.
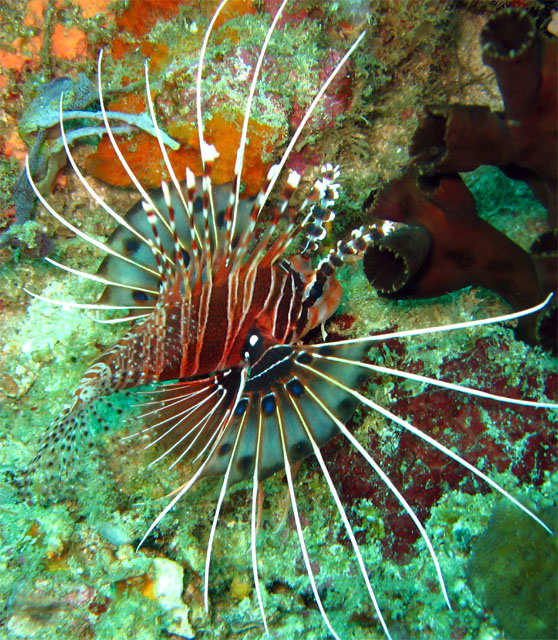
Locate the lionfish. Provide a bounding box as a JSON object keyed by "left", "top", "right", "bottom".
{"left": 24, "top": 1, "right": 555, "bottom": 638}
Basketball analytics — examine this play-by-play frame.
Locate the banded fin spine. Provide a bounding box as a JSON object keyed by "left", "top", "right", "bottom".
{"left": 266, "top": 163, "right": 341, "bottom": 264}
{"left": 228, "top": 0, "right": 290, "bottom": 262}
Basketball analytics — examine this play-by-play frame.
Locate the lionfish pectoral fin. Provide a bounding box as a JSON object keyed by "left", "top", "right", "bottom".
{"left": 128, "top": 368, "right": 246, "bottom": 473}
{"left": 26, "top": 407, "right": 87, "bottom": 489}
{"left": 198, "top": 342, "right": 371, "bottom": 487}
{"left": 288, "top": 342, "right": 371, "bottom": 436}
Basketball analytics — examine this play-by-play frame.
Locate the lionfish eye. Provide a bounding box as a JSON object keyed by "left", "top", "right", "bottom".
{"left": 243, "top": 329, "right": 266, "bottom": 363}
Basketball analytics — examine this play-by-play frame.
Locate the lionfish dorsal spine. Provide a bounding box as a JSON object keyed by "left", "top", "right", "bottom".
{"left": 143, "top": 63, "right": 198, "bottom": 245}
{"left": 270, "top": 164, "right": 341, "bottom": 266}
{"left": 243, "top": 169, "right": 305, "bottom": 276}
{"left": 142, "top": 201, "right": 171, "bottom": 293}
{"left": 224, "top": 0, "right": 289, "bottom": 260}
{"left": 228, "top": 167, "right": 276, "bottom": 273}
{"left": 198, "top": 141, "right": 220, "bottom": 273}
{"left": 159, "top": 180, "right": 189, "bottom": 287}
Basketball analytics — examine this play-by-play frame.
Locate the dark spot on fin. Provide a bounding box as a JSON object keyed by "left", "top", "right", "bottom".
{"left": 133, "top": 291, "right": 150, "bottom": 302}
{"left": 235, "top": 398, "right": 248, "bottom": 416}
{"left": 216, "top": 209, "right": 226, "bottom": 229}
{"left": 287, "top": 378, "right": 304, "bottom": 396}
{"left": 236, "top": 455, "right": 254, "bottom": 475}
{"left": 261, "top": 394, "right": 276, "bottom": 416}
{"left": 290, "top": 440, "right": 312, "bottom": 460}
{"left": 125, "top": 237, "right": 141, "bottom": 255}
{"left": 218, "top": 442, "right": 232, "bottom": 456}
{"left": 296, "top": 352, "right": 313, "bottom": 365}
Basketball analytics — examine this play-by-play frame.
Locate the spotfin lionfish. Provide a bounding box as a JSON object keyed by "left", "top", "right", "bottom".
{"left": 24, "top": 1, "right": 556, "bottom": 638}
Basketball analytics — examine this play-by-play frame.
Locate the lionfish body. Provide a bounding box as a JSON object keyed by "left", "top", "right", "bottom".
{"left": 49, "top": 166, "right": 360, "bottom": 484}
{"left": 26, "top": 2, "right": 556, "bottom": 638}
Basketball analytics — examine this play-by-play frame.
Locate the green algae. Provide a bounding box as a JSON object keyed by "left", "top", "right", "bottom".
{"left": 463, "top": 166, "right": 548, "bottom": 251}
{"left": 0, "top": 157, "right": 20, "bottom": 212}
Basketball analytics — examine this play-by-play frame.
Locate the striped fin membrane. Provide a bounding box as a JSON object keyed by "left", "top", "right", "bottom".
{"left": 196, "top": 341, "right": 369, "bottom": 484}
{"left": 23, "top": 0, "right": 557, "bottom": 638}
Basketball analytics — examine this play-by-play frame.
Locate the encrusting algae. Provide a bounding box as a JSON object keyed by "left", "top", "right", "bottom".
{"left": 0, "top": 1, "right": 556, "bottom": 639}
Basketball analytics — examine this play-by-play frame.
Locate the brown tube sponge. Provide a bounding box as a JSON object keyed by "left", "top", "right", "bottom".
{"left": 480, "top": 8, "right": 541, "bottom": 121}
{"left": 410, "top": 8, "right": 557, "bottom": 224}
{"left": 362, "top": 224, "right": 431, "bottom": 294}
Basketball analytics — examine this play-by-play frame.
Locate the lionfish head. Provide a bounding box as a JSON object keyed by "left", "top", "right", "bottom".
{"left": 23, "top": 1, "right": 556, "bottom": 638}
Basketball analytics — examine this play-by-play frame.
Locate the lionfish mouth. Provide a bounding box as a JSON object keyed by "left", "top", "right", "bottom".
{"left": 23, "top": 1, "right": 556, "bottom": 638}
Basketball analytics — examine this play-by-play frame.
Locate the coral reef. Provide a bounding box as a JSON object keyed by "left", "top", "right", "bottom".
{"left": 0, "top": 2, "right": 555, "bottom": 640}
{"left": 322, "top": 286, "right": 557, "bottom": 562}
{"left": 0, "top": 0, "right": 362, "bottom": 255}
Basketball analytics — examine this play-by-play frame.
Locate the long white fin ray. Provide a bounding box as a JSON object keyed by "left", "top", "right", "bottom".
{"left": 276, "top": 402, "right": 342, "bottom": 640}
{"left": 58, "top": 92, "right": 157, "bottom": 255}
{"left": 44, "top": 257, "right": 159, "bottom": 295}
{"left": 96, "top": 50, "right": 175, "bottom": 240}
{"left": 320, "top": 356, "right": 558, "bottom": 410}
{"left": 23, "top": 287, "right": 153, "bottom": 311}
{"left": 260, "top": 31, "right": 366, "bottom": 214}
{"left": 288, "top": 389, "right": 393, "bottom": 640}
{"left": 203, "top": 410, "right": 248, "bottom": 612}
{"left": 251, "top": 411, "right": 269, "bottom": 634}
{"left": 229, "top": 0, "right": 290, "bottom": 254}
{"left": 318, "top": 294, "right": 554, "bottom": 347}
{"left": 24, "top": 155, "right": 160, "bottom": 277}
{"left": 143, "top": 62, "right": 202, "bottom": 250}
{"left": 299, "top": 361, "right": 553, "bottom": 535}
